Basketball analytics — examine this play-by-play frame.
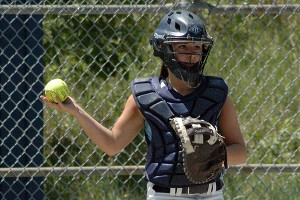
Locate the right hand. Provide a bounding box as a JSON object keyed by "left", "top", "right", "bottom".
{"left": 40, "top": 95, "right": 79, "bottom": 116}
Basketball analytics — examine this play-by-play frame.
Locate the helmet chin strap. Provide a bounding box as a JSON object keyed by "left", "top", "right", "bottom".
{"left": 166, "top": 59, "right": 204, "bottom": 88}
{"left": 166, "top": 74, "right": 199, "bottom": 96}
{"left": 183, "top": 78, "right": 202, "bottom": 88}
{"left": 181, "top": 76, "right": 202, "bottom": 88}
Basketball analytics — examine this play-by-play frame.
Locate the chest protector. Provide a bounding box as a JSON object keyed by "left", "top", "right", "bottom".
{"left": 131, "top": 76, "right": 228, "bottom": 187}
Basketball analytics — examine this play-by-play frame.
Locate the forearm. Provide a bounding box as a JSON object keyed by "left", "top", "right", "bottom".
{"left": 226, "top": 143, "right": 247, "bottom": 166}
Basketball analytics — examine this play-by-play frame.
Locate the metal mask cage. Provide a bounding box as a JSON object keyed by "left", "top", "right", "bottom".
{"left": 158, "top": 37, "right": 214, "bottom": 88}
{"left": 163, "top": 37, "right": 213, "bottom": 45}
{"left": 163, "top": 36, "right": 213, "bottom": 56}
{"left": 163, "top": 40, "right": 212, "bottom": 61}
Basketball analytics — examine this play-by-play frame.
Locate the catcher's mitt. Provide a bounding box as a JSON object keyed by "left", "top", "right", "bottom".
{"left": 170, "top": 117, "right": 227, "bottom": 184}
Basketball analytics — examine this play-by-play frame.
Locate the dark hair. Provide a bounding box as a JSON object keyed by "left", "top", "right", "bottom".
{"left": 160, "top": 63, "right": 168, "bottom": 79}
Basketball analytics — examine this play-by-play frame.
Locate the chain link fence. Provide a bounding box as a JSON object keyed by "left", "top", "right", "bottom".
{"left": 1, "top": 0, "right": 299, "bottom": 199}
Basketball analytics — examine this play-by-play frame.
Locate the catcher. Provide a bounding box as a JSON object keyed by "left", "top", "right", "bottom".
{"left": 41, "top": 10, "right": 246, "bottom": 200}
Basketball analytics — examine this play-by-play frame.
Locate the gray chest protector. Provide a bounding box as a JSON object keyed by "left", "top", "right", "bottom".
{"left": 131, "top": 76, "right": 228, "bottom": 187}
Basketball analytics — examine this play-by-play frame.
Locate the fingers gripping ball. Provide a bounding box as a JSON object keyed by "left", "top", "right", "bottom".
{"left": 45, "top": 79, "right": 70, "bottom": 103}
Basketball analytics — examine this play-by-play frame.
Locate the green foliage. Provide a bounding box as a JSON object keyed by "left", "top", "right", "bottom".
{"left": 224, "top": 171, "right": 300, "bottom": 199}
{"left": 42, "top": 8, "right": 299, "bottom": 200}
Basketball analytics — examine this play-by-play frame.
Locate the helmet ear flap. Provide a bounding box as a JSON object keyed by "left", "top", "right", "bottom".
{"left": 150, "top": 38, "right": 165, "bottom": 59}
{"left": 199, "top": 42, "right": 213, "bottom": 70}
{"left": 202, "top": 42, "right": 213, "bottom": 54}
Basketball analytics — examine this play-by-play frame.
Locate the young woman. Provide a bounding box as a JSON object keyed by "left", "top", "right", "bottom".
{"left": 41, "top": 10, "right": 246, "bottom": 200}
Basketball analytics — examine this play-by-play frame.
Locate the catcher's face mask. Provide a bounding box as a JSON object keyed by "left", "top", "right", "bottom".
{"left": 164, "top": 39, "right": 212, "bottom": 88}
{"left": 150, "top": 10, "right": 214, "bottom": 88}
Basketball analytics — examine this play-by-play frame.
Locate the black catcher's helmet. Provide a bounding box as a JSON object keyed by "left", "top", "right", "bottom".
{"left": 150, "top": 10, "right": 214, "bottom": 87}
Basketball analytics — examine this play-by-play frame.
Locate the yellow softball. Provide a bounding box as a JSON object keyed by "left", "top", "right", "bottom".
{"left": 45, "top": 79, "right": 70, "bottom": 103}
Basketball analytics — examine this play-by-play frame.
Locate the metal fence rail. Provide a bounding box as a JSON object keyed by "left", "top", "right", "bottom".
{"left": 1, "top": 0, "right": 299, "bottom": 199}
{"left": 1, "top": 4, "right": 300, "bottom": 14}
{"left": 1, "top": 164, "right": 299, "bottom": 178}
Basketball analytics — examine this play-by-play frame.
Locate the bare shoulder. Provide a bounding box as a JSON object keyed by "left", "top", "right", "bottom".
{"left": 123, "top": 95, "right": 143, "bottom": 119}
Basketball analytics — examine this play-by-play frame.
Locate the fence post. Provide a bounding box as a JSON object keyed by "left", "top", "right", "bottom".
{"left": 0, "top": 3, "right": 44, "bottom": 199}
